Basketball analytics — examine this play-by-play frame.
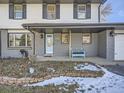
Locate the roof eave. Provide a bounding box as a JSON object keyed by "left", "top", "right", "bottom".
{"left": 22, "top": 23, "right": 124, "bottom": 29}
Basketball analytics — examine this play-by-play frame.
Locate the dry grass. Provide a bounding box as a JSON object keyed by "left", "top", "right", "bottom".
{"left": 0, "top": 83, "right": 79, "bottom": 93}
{"left": 0, "top": 58, "right": 104, "bottom": 78}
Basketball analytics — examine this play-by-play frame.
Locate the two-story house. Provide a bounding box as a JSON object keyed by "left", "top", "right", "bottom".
{"left": 0, "top": 0, "right": 124, "bottom": 61}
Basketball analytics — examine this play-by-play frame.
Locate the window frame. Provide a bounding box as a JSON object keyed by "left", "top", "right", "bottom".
{"left": 82, "top": 33, "right": 92, "bottom": 44}
{"left": 61, "top": 32, "right": 69, "bottom": 44}
{"left": 14, "top": 4, "right": 23, "bottom": 19}
{"left": 77, "top": 4, "right": 86, "bottom": 19}
{"left": 47, "top": 4, "right": 56, "bottom": 20}
{"left": 8, "top": 33, "right": 32, "bottom": 48}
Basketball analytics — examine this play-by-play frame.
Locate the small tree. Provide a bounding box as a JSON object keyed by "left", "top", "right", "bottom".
{"left": 101, "top": 3, "right": 112, "bottom": 21}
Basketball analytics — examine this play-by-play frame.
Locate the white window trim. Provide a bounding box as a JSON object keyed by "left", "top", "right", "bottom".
{"left": 8, "top": 33, "right": 32, "bottom": 48}
{"left": 82, "top": 33, "right": 92, "bottom": 44}
{"left": 14, "top": 4, "right": 23, "bottom": 19}
{"left": 77, "top": 4, "right": 86, "bottom": 19}
{"left": 47, "top": 4, "right": 56, "bottom": 20}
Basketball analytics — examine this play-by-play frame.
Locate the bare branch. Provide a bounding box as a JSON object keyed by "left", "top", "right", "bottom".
{"left": 101, "top": 3, "right": 112, "bottom": 18}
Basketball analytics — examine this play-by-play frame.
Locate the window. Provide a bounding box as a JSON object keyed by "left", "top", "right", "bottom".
{"left": 9, "top": 3, "right": 26, "bottom": 19}
{"left": 47, "top": 4, "right": 56, "bottom": 19}
{"left": 77, "top": 5, "right": 86, "bottom": 19}
{"left": 62, "top": 33, "right": 69, "bottom": 44}
{"left": 14, "top": 5, "right": 23, "bottom": 19}
{"left": 8, "top": 33, "right": 32, "bottom": 47}
{"left": 82, "top": 33, "right": 91, "bottom": 44}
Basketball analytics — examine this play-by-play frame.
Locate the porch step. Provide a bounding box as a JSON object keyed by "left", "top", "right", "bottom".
{"left": 36, "top": 56, "right": 84, "bottom": 62}
{"left": 44, "top": 54, "right": 53, "bottom": 57}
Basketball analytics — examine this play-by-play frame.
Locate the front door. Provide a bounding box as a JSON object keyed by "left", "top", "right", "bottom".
{"left": 45, "top": 34, "right": 53, "bottom": 55}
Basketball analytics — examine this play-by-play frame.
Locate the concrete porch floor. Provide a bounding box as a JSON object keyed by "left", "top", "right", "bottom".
{"left": 34, "top": 56, "right": 124, "bottom": 66}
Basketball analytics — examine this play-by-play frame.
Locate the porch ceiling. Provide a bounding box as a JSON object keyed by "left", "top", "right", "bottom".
{"left": 22, "top": 23, "right": 124, "bottom": 33}
{"left": 0, "top": 0, "right": 106, "bottom": 4}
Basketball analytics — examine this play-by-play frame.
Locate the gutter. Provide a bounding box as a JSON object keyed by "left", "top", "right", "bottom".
{"left": 98, "top": 0, "right": 107, "bottom": 22}
{"left": 98, "top": 3, "right": 102, "bottom": 22}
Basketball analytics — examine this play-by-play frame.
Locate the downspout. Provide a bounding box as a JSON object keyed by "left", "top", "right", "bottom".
{"left": 69, "top": 29, "right": 72, "bottom": 58}
{"left": 98, "top": 3, "right": 102, "bottom": 23}
{"left": 26, "top": 26, "right": 35, "bottom": 55}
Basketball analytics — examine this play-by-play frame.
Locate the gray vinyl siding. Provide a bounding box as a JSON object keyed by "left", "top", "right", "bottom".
{"left": 106, "top": 30, "right": 114, "bottom": 61}
{"left": 71, "top": 33, "right": 98, "bottom": 57}
{"left": 35, "top": 32, "right": 44, "bottom": 56}
{"left": 54, "top": 32, "right": 98, "bottom": 57}
{"left": 1, "top": 30, "right": 109, "bottom": 58}
{"left": 1, "top": 30, "right": 33, "bottom": 58}
{"left": 71, "top": 33, "right": 82, "bottom": 48}
{"left": 83, "top": 33, "right": 98, "bottom": 56}
{"left": 98, "top": 31, "right": 106, "bottom": 58}
{"left": 35, "top": 32, "right": 98, "bottom": 57}
{"left": 54, "top": 33, "right": 69, "bottom": 56}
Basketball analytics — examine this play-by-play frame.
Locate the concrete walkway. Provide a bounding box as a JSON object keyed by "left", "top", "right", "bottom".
{"left": 82, "top": 57, "right": 124, "bottom": 66}
{"left": 104, "top": 65, "right": 124, "bottom": 76}
{"left": 35, "top": 56, "right": 124, "bottom": 66}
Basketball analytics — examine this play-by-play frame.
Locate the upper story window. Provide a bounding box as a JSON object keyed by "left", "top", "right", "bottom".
{"left": 77, "top": 5, "right": 86, "bottom": 19}
{"left": 43, "top": 3, "right": 60, "bottom": 19}
{"left": 9, "top": 3, "right": 27, "bottom": 19}
{"left": 73, "top": 3, "right": 91, "bottom": 19}
{"left": 47, "top": 4, "right": 56, "bottom": 19}
{"left": 14, "top": 5, "right": 23, "bottom": 19}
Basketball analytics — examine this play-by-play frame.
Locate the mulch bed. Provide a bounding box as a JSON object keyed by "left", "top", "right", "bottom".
{"left": 0, "top": 58, "right": 104, "bottom": 86}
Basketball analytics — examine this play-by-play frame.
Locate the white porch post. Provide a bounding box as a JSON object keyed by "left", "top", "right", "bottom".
{"left": 69, "top": 29, "right": 72, "bottom": 58}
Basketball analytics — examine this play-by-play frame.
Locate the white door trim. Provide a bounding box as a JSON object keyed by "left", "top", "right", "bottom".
{"left": 45, "top": 34, "right": 53, "bottom": 55}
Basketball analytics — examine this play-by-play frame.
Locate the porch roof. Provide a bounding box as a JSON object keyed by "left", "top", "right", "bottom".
{"left": 22, "top": 23, "right": 124, "bottom": 32}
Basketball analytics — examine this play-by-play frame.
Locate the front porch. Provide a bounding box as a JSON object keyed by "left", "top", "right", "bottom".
{"left": 22, "top": 23, "right": 117, "bottom": 61}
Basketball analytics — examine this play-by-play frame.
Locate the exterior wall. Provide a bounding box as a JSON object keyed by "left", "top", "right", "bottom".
{"left": 1, "top": 30, "right": 99, "bottom": 58}
{"left": 34, "top": 32, "right": 98, "bottom": 57}
{"left": 0, "top": 3, "right": 99, "bottom": 29}
{"left": 83, "top": 33, "right": 98, "bottom": 56}
{"left": 98, "top": 31, "right": 106, "bottom": 58}
{"left": 34, "top": 32, "right": 69, "bottom": 57}
{"left": 98, "top": 29, "right": 119, "bottom": 61}
{"left": 1, "top": 30, "right": 33, "bottom": 58}
{"left": 71, "top": 33, "right": 98, "bottom": 57}
{"left": 106, "top": 30, "right": 114, "bottom": 61}
{"left": 60, "top": 4, "right": 73, "bottom": 20}
{"left": 54, "top": 33, "right": 69, "bottom": 56}
{"left": 35, "top": 32, "right": 44, "bottom": 56}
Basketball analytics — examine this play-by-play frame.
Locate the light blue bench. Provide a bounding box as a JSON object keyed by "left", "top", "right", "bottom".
{"left": 71, "top": 48, "right": 85, "bottom": 58}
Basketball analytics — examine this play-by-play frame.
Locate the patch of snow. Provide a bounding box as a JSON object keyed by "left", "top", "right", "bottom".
{"left": 74, "top": 63, "right": 101, "bottom": 71}
{"left": 29, "top": 67, "right": 35, "bottom": 74}
{"left": 59, "top": 86, "right": 69, "bottom": 92}
{"left": 47, "top": 67, "right": 55, "bottom": 72}
{"left": 29, "top": 67, "right": 124, "bottom": 93}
